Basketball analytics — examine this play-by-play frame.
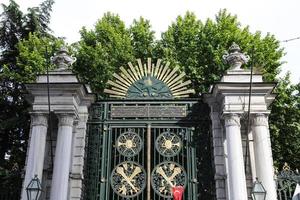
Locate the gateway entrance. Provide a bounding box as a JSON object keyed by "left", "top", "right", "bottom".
{"left": 84, "top": 58, "right": 208, "bottom": 200}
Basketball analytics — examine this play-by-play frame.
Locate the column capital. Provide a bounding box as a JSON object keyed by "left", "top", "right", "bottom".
{"left": 222, "top": 113, "right": 241, "bottom": 127}
{"left": 31, "top": 113, "right": 48, "bottom": 127}
{"left": 251, "top": 113, "right": 269, "bottom": 127}
{"left": 57, "top": 114, "right": 75, "bottom": 127}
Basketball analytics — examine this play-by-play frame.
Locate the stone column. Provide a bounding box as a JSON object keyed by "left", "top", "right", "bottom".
{"left": 50, "top": 114, "right": 75, "bottom": 200}
{"left": 252, "top": 114, "right": 277, "bottom": 200}
{"left": 21, "top": 113, "right": 48, "bottom": 200}
{"left": 223, "top": 113, "right": 248, "bottom": 200}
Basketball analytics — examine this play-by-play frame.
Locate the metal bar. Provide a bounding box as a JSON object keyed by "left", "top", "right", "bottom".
{"left": 147, "top": 123, "right": 151, "bottom": 200}
{"left": 187, "top": 128, "right": 192, "bottom": 199}
{"left": 100, "top": 125, "right": 108, "bottom": 199}
{"left": 45, "top": 45, "right": 54, "bottom": 170}
{"left": 139, "top": 127, "right": 144, "bottom": 200}
{"left": 244, "top": 50, "right": 254, "bottom": 172}
{"left": 153, "top": 128, "right": 156, "bottom": 200}
{"left": 191, "top": 130, "right": 197, "bottom": 200}
{"left": 105, "top": 126, "right": 112, "bottom": 200}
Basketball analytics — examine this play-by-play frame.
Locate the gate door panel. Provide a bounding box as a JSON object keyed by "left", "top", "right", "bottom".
{"left": 85, "top": 100, "right": 203, "bottom": 200}
{"left": 108, "top": 127, "right": 147, "bottom": 199}
{"left": 105, "top": 126, "right": 195, "bottom": 200}
{"left": 84, "top": 59, "right": 211, "bottom": 199}
{"left": 85, "top": 99, "right": 203, "bottom": 200}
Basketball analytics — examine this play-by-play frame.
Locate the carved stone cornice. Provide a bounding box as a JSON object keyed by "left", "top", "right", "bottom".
{"left": 31, "top": 113, "right": 48, "bottom": 127}
{"left": 223, "top": 113, "right": 241, "bottom": 127}
{"left": 251, "top": 113, "right": 269, "bottom": 127}
{"left": 57, "top": 114, "right": 75, "bottom": 127}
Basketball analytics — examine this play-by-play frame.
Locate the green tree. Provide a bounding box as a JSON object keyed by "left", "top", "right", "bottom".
{"left": 73, "top": 12, "right": 134, "bottom": 94}
{"left": 270, "top": 74, "right": 300, "bottom": 169}
{"left": 129, "top": 17, "right": 156, "bottom": 59}
{"left": 158, "top": 12, "right": 202, "bottom": 90}
{"left": 0, "top": 0, "right": 55, "bottom": 190}
{"left": 14, "top": 33, "right": 63, "bottom": 82}
{"left": 159, "top": 10, "right": 283, "bottom": 93}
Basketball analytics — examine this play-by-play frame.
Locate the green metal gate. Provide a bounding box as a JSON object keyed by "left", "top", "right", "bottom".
{"left": 85, "top": 100, "right": 202, "bottom": 200}
{"left": 84, "top": 58, "right": 214, "bottom": 199}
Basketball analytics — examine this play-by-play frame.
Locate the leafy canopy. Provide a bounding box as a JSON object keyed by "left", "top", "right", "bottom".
{"left": 73, "top": 12, "right": 134, "bottom": 93}
{"left": 159, "top": 11, "right": 283, "bottom": 93}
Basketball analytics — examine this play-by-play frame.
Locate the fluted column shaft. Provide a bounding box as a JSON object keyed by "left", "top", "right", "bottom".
{"left": 223, "top": 113, "right": 248, "bottom": 200}
{"left": 21, "top": 113, "right": 48, "bottom": 200}
{"left": 252, "top": 114, "right": 277, "bottom": 200}
{"left": 50, "top": 114, "right": 75, "bottom": 200}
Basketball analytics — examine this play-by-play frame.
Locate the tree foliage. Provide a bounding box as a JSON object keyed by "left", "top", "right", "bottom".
{"left": 0, "top": 0, "right": 55, "bottom": 189}
{"left": 129, "top": 17, "right": 156, "bottom": 59}
{"left": 73, "top": 13, "right": 134, "bottom": 94}
{"left": 270, "top": 74, "right": 300, "bottom": 169}
{"left": 158, "top": 10, "right": 283, "bottom": 93}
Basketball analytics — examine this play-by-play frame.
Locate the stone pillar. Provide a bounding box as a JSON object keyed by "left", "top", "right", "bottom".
{"left": 252, "top": 114, "right": 277, "bottom": 200}
{"left": 223, "top": 113, "right": 248, "bottom": 200}
{"left": 210, "top": 105, "right": 227, "bottom": 200}
{"left": 50, "top": 114, "right": 75, "bottom": 200}
{"left": 21, "top": 113, "right": 48, "bottom": 200}
{"left": 69, "top": 107, "right": 89, "bottom": 199}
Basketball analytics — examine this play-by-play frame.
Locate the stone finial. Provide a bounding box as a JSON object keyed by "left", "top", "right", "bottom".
{"left": 222, "top": 42, "right": 250, "bottom": 71}
{"left": 51, "top": 46, "right": 76, "bottom": 71}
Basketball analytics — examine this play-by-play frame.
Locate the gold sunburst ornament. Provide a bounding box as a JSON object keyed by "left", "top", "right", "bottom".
{"left": 104, "top": 58, "right": 195, "bottom": 99}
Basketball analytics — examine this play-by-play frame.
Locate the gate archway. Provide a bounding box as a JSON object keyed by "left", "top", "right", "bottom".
{"left": 84, "top": 58, "right": 214, "bottom": 200}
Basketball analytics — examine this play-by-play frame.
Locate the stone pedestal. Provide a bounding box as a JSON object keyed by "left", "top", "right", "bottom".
{"left": 205, "top": 69, "right": 276, "bottom": 199}
{"left": 23, "top": 71, "right": 94, "bottom": 200}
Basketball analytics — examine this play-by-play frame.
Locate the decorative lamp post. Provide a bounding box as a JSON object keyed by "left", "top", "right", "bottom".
{"left": 251, "top": 178, "right": 267, "bottom": 200}
{"left": 26, "top": 175, "right": 42, "bottom": 200}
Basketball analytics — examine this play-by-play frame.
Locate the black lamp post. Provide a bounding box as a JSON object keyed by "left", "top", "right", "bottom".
{"left": 26, "top": 174, "right": 42, "bottom": 200}
{"left": 251, "top": 178, "right": 267, "bottom": 200}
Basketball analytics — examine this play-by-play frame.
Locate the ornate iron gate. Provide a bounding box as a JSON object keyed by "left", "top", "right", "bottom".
{"left": 85, "top": 100, "right": 202, "bottom": 200}
{"left": 84, "top": 58, "right": 212, "bottom": 199}
{"left": 276, "top": 163, "right": 300, "bottom": 200}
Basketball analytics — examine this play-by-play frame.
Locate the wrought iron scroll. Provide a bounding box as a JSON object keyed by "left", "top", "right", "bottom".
{"left": 276, "top": 163, "right": 300, "bottom": 200}
{"left": 110, "top": 161, "right": 146, "bottom": 197}
{"left": 151, "top": 161, "right": 187, "bottom": 198}
{"left": 155, "top": 131, "right": 182, "bottom": 157}
{"left": 116, "top": 130, "right": 143, "bottom": 157}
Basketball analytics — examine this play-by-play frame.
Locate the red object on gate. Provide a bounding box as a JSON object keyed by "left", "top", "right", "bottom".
{"left": 172, "top": 186, "right": 184, "bottom": 200}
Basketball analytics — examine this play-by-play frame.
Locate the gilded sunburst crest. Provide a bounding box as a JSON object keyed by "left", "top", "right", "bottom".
{"left": 104, "top": 58, "right": 195, "bottom": 99}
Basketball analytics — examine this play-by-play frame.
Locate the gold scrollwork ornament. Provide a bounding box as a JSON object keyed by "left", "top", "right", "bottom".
{"left": 111, "top": 161, "right": 146, "bottom": 198}
{"left": 151, "top": 161, "right": 187, "bottom": 198}
{"left": 116, "top": 131, "right": 142, "bottom": 157}
{"left": 155, "top": 131, "right": 182, "bottom": 157}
